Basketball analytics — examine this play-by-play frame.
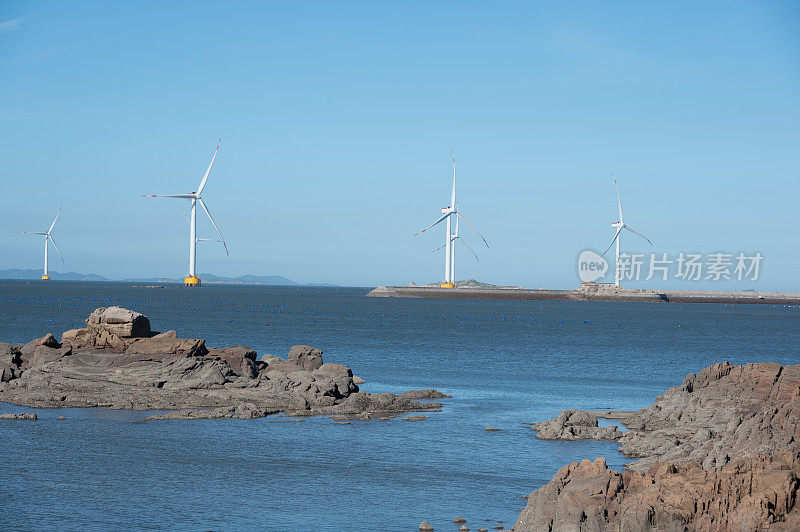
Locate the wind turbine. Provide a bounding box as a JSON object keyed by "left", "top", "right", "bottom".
{"left": 21, "top": 205, "right": 64, "bottom": 280}
{"left": 415, "top": 151, "right": 488, "bottom": 287}
{"left": 603, "top": 175, "right": 652, "bottom": 287}
{"left": 145, "top": 139, "right": 228, "bottom": 286}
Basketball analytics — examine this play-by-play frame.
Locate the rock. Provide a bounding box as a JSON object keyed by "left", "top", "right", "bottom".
{"left": 459, "top": 526, "right": 469, "bottom": 532}
{"left": 353, "top": 375, "right": 366, "bottom": 385}
{"left": 478, "top": 528, "right": 488, "bottom": 532}
{"left": 419, "top": 521, "right": 433, "bottom": 531}
{"left": 0, "top": 307, "right": 444, "bottom": 423}
{"left": 398, "top": 389, "right": 452, "bottom": 399}
{"left": 0, "top": 361, "right": 13, "bottom": 382}
{"left": 0, "top": 413, "right": 37, "bottom": 420}
{"left": 57, "top": 416, "right": 66, "bottom": 420}
{"left": 125, "top": 331, "right": 208, "bottom": 357}
{"left": 402, "top": 415, "right": 428, "bottom": 421}
{"left": 485, "top": 426, "right": 502, "bottom": 431}
{"left": 515, "top": 452, "right": 800, "bottom": 531}
{"left": 207, "top": 346, "right": 258, "bottom": 377}
{"left": 515, "top": 362, "right": 800, "bottom": 530}
{"left": 288, "top": 345, "right": 324, "bottom": 371}
{"left": 454, "top": 516, "right": 466, "bottom": 523}
{"left": 21, "top": 333, "right": 60, "bottom": 356}
{"left": 87, "top": 306, "right": 150, "bottom": 338}
{"left": 530, "top": 409, "right": 624, "bottom": 441}
{"left": 29, "top": 345, "right": 72, "bottom": 367}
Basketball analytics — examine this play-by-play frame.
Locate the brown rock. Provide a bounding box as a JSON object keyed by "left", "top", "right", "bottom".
{"left": 398, "top": 389, "right": 452, "bottom": 399}
{"left": 454, "top": 515, "right": 467, "bottom": 523}
{"left": 288, "top": 345, "right": 324, "bottom": 371}
{"left": 125, "top": 331, "right": 208, "bottom": 357}
{"left": 0, "top": 413, "right": 37, "bottom": 420}
{"left": 21, "top": 333, "right": 60, "bottom": 356}
{"left": 515, "top": 452, "right": 800, "bottom": 531}
{"left": 419, "top": 521, "right": 433, "bottom": 531}
{"left": 86, "top": 306, "right": 150, "bottom": 338}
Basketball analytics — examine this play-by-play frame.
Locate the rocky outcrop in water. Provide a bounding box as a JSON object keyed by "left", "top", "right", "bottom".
{"left": 516, "top": 362, "right": 800, "bottom": 530}
{"left": 530, "top": 409, "right": 624, "bottom": 441}
{"left": 0, "top": 307, "right": 445, "bottom": 421}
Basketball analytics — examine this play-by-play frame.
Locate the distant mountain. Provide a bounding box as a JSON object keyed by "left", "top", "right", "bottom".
{"left": 193, "top": 273, "right": 299, "bottom": 286}
{"left": 0, "top": 269, "right": 309, "bottom": 286}
{"left": 0, "top": 269, "right": 110, "bottom": 281}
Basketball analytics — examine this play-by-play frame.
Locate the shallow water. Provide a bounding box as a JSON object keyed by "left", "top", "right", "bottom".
{"left": 0, "top": 281, "right": 797, "bottom": 530}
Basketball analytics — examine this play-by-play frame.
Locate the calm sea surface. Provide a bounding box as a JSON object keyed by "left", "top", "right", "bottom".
{"left": 0, "top": 281, "right": 797, "bottom": 530}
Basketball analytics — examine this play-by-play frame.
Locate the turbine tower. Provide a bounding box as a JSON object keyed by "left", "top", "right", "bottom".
{"left": 145, "top": 139, "right": 228, "bottom": 286}
{"left": 415, "top": 151, "right": 488, "bottom": 287}
{"left": 21, "top": 205, "right": 64, "bottom": 280}
{"left": 603, "top": 175, "right": 652, "bottom": 288}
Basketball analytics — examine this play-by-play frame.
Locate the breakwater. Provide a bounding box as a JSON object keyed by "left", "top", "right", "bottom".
{"left": 367, "top": 284, "right": 800, "bottom": 304}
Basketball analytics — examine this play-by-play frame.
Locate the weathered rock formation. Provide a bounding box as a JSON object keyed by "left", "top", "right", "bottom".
{"left": 530, "top": 409, "right": 624, "bottom": 441}
{"left": 0, "top": 307, "right": 445, "bottom": 421}
{"left": 516, "top": 362, "right": 800, "bottom": 530}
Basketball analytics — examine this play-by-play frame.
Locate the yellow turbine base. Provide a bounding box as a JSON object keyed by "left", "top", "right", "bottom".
{"left": 184, "top": 275, "right": 201, "bottom": 286}
{"left": 41, "top": 274, "right": 51, "bottom": 280}
{"left": 440, "top": 282, "right": 455, "bottom": 288}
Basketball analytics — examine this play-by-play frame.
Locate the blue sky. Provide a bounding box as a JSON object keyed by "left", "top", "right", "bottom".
{"left": 1, "top": 1, "right": 798, "bottom": 289}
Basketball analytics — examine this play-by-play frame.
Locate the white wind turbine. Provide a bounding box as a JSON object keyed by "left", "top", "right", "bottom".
{"left": 145, "top": 139, "right": 228, "bottom": 286}
{"left": 415, "top": 152, "right": 488, "bottom": 287}
{"left": 603, "top": 175, "right": 652, "bottom": 287}
{"left": 21, "top": 205, "right": 64, "bottom": 280}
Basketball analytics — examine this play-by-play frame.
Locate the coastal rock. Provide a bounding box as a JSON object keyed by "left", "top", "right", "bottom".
{"left": 454, "top": 516, "right": 467, "bottom": 523}
{"left": 125, "top": 331, "right": 208, "bottom": 357}
{"left": 0, "top": 413, "right": 37, "bottom": 420}
{"left": 530, "top": 409, "right": 624, "bottom": 441}
{"left": 399, "top": 389, "right": 452, "bottom": 400}
{"left": 514, "top": 452, "right": 800, "bottom": 531}
{"left": 515, "top": 362, "right": 800, "bottom": 531}
{"left": 288, "top": 345, "right": 324, "bottom": 371}
{"left": 87, "top": 306, "right": 150, "bottom": 338}
{"left": 0, "top": 307, "right": 443, "bottom": 422}
{"left": 419, "top": 521, "right": 433, "bottom": 531}
{"left": 21, "top": 333, "right": 60, "bottom": 355}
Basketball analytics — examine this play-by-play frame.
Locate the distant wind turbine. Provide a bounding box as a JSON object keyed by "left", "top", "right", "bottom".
{"left": 144, "top": 139, "right": 228, "bottom": 286}
{"left": 21, "top": 204, "right": 64, "bottom": 280}
{"left": 415, "top": 151, "right": 487, "bottom": 287}
{"left": 603, "top": 175, "right": 652, "bottom": 287}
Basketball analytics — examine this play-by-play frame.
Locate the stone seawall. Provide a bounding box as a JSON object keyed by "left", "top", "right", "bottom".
{"left": 367, "top": 285, "right": 800, "bottom": 305}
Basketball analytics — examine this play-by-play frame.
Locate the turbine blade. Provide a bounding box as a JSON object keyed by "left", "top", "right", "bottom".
{"left": 612, "top": 173, "right": 623, "bottom": 224}
{"left": 432, "top": 242, "right": 447, "bottom": 253}
{"left": 197, "top": 198, "right": 228, "bottom": 256}
{"left": 414, "top": 213, "right": 448, "bottom": 236}
{"left": 457, "top": 236, "right": 479, "bottom": 262}
{"left": 450, "top": 149, "right": 456, "bottom": 208}
{"left": 144, "top": 194, "right": 196, "bottom": 199}
{"left": 197, "top": 138, "right": 221, "bottom": 195}
{"left": 48, "top": 235, "right": 65, "bottom": 264}
{"left": 48, "top": 204, "right": 62, "bottom": 234}
{"left": 21, "top": 231, "right": 48, "bottom": 235}
{"left": 456, "top": 213, "right": 488, "bottom": 247}
{"left": 624, "top": 225, "right": 653, "bottom": 245}
{"left": 603, "top": 226, "right": 623, "bottom": 256}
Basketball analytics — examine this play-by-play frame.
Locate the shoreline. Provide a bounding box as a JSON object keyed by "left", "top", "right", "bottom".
{"left": 367, "top": 285, "right": 800, "bottom": 305}
{"left": 511, "top": 361, "right": 800, "bottom": 530}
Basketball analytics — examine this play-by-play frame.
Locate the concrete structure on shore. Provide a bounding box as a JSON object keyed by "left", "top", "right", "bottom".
{"left": 367, "top": 281, "right": 800, "bottom": 305}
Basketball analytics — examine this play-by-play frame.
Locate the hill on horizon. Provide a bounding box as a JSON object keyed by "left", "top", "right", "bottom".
{"left": 0, "top": 269, "right": 308, "bottom": 286}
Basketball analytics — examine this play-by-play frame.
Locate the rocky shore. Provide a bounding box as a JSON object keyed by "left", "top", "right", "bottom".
{"left": 0, "top": 307, "right": 447, "bottom": 421}
{"left": 515, "top": 361, "right": 800, "bottom": 530}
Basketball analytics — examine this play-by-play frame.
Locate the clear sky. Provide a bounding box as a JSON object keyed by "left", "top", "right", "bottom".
{"left": 1, "top": 1, "right": 798, "bottom": 289}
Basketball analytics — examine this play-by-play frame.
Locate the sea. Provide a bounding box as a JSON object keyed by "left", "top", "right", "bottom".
{"left": 0, "top": 281, "right": 797, "bottom": 531}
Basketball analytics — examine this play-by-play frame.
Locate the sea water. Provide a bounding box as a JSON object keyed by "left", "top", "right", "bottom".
{"left": 0, "top": 281, "right": 797, "bottom": 530}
